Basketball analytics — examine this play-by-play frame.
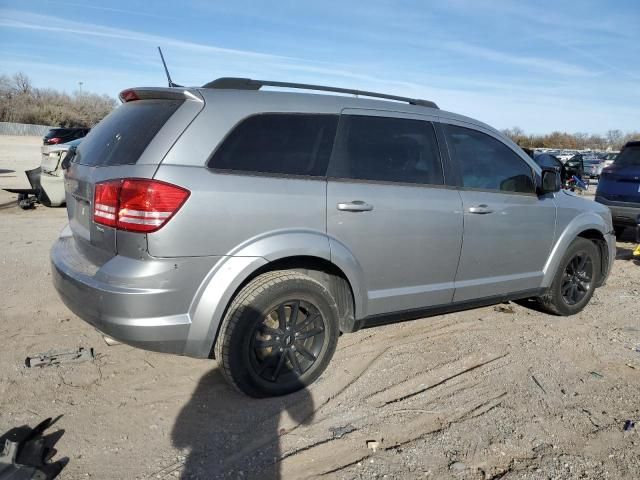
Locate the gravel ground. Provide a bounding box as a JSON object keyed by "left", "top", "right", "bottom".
{"left": 0, "top": 136, "right": 638, "bottom": 480}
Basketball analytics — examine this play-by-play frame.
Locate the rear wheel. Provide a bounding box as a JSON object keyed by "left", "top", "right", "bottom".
{"left": 215, "top": 271, "right": 339, "bottom": 397}
{"left": 537, "top": 238, "right": 600, "bottom": 316}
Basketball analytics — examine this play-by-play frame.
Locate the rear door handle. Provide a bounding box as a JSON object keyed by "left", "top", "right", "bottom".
{"left": 337, "top": 200, "right": 374, "bottom": 212}
{"left": 468, "top": 204, "right": 493, "bottom": 214}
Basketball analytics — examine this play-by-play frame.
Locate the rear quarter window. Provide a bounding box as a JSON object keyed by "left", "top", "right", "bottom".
{"left": 73, "top": 99, "right": 183, "bottom": 167}
{"left": 209, "top": 114, "right": 339, "bottom": 176}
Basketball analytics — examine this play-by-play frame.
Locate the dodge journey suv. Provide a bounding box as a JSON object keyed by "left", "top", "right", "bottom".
{"left": 52, "top": 78, "right": 615, "bottom": 397}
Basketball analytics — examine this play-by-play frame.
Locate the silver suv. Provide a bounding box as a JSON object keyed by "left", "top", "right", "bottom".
{"left": 51, "top": 78, "right": 616, "bottom": 397}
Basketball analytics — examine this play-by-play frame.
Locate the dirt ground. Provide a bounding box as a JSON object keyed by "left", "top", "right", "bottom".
{"left": 0, "top": 136, "right": 638, "bottom": 480}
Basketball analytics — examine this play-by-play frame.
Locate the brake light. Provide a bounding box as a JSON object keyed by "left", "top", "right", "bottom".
{"left": 119, "top": 89, "right": 139, "bottom": 102}
{"left": 93, "top": 179, "right": 190, "bottom": 233}
{"left": 48, "top": 137, "right": 62, "bottom": 144}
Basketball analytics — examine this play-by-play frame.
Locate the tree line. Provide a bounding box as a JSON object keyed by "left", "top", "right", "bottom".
{"left": 502, "top": 127, "right": 639, "bottom": 151}
{"left": 0, "top": 72, "right": 117, "bottom": 128}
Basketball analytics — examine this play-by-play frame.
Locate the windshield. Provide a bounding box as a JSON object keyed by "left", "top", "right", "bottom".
{"left": 615, "top": 146, "right": 640, "bottom": 166}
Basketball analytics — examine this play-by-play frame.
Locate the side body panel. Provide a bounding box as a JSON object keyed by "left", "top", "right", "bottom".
{"left": 326, "top": 109, "right": 463, "bottom": 317}
{"left": 453, "top": 190, "right": 557, "bottom": 301}
{"left": 542, "top": 191, "right": 615, "bottom": 288}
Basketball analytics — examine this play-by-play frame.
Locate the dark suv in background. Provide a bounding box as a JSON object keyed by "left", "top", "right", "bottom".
{"left": 43, "top": 127, "right": 90, "bottom": 145}
{"left": 596, "top": 141, "right": 640, "bottom": 236}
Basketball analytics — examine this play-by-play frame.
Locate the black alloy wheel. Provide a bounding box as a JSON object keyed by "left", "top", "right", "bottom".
{"left": 250, "top": 300, "right": 326, "bottom": 383}
{"left": 560, "top": 251, "right": 594, "bottom": 306}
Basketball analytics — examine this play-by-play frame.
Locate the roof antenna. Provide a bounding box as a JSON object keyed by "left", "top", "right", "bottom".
{"left": 157, "top": 47, "right": 182, "bottom": 88}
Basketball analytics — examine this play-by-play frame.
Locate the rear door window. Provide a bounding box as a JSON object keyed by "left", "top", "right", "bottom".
{"left": 328, "top": 115, "right": 444, "bottom": 185}
{"left": 444, "top": 124, "right": 535, "bottom": 194}
{"left": 209, "top": 114, "right": 338, "bottom": 176}
{"left": 73, "top": 99, "right": 183, "bottom": 166}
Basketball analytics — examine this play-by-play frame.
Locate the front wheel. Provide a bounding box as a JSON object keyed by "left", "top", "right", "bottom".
{"left": 537, "top": 238, "right": 601, "bottom": 316}
{"left": 215, "top": 271, "right": 339, "bottom": 397}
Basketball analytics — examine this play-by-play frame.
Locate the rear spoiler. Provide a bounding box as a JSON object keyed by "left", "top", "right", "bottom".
{"left": 118, "top": 87, "right": 203, "bottom": 103}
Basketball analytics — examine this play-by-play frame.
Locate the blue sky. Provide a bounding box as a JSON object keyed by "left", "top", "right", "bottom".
{"left": 0, "top": 0, "right": 638, "bottom": 133}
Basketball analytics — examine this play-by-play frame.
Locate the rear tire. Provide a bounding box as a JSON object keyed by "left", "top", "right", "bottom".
{"left": 215, "top": 271, "right": 339, "bottom": 397}
{"left": 537, "top": 238, "right": 600, "bottom": 316}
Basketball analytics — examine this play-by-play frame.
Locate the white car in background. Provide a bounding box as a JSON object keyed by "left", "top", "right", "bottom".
{"left": 3, "top": 138, "right": 80, "bottom": 209}
{"left": 40, "top": 138, "right": 81, "bottom": 206}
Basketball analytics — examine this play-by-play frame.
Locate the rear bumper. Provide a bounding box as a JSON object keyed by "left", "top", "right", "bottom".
{"left": 51, "top": 227, "right": 219, "bottom": 356}
{"left": 595, "top": 196, "right": 640, "bottom": 227}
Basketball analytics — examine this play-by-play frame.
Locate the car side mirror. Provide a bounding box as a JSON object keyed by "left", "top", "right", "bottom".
{"left": 538, "top": 168, "right": 561, "bottom": 194}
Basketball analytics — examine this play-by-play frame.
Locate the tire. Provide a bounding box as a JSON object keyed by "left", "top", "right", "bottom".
{"left": 214, "top": 270, "right": 339, "bottom": 397}
{"left": 537, "top": 238, "right": 601, "bottom": 316}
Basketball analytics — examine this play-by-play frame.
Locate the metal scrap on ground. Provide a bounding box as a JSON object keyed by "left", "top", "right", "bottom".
{"left": 25, "top": 348, "right": 94, "bottom": 368}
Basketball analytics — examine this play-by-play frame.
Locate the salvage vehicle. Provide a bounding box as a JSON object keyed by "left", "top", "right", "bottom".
{"left": 43, "top": 127, "right": 89, "bottom": 146}
{"left": 584, "top": 158, "right": 605, "bottom": 179}
{"left": 601, "top": 151, "right": 618, "bottom": 168}
{"left": 596, "top": 140, "right": 640, "bottom": 237}
{"left": 51, "top": 78, "right": 616, "bottom": 397}
{"left": 564, "top": 154, "right": 585, "bottom": 181}
{"left": 2, "top": 139, "right": 79, "bottom": 209}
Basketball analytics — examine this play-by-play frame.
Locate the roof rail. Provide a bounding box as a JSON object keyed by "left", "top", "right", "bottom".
{"left": 202, "top": 77, "right": 439, "bottom": 109}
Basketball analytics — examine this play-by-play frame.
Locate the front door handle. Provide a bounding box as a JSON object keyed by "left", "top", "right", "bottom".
{"left": 337, "top": 200, "right": 374, "bottom": 212}
{"left": 468, "top": 204, "right": 493, "bottom": 214}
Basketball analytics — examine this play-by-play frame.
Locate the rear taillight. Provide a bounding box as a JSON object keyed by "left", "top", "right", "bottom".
{"left": 93, "top": 179, "right": 190, "bottom": 233}
{"left": 48, "top": 137, "right": 62, "bottom": 144}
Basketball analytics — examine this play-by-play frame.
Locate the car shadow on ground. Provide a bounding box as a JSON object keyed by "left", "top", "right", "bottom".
{"left": 171, "top": 366, "right": 315, "bottom": 479}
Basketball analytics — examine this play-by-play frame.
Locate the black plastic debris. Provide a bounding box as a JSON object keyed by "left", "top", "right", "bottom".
{"left": 0, "top": 417, "right": 67, "bottom": 479}
{"left": 623, "top": 420, "right": 635, "bottom": 431}
{"left": 329, "top": 424, "right": 357, "bottom": 439}
{"left": 25, "top": 348, "right": 94, "bottom": 368}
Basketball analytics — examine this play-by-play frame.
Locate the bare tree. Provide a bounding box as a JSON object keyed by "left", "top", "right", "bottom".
{"left": 0, "top": 72, "right": 116, "bottom": 126}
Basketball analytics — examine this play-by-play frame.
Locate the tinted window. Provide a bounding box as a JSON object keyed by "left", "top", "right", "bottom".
{"left": 74, "top": 99, "right": 182, "bottom": 166}
{"left": 615, "top": 145, "right": 640, "bottom": 166}
{"left": 444, "top": 125, "right": 535, "bottom": 193}
{"left": 329, "top": 115, "right": 444, "bottom": 185}
{"left": 210, "top": 114, "right": 338, "bottom": 176}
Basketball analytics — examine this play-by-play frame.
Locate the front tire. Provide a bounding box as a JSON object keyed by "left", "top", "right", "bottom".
{"left": 537, "top": 238, "right": 600, "bottom": 316}
{"left": 215, "top": 271, "right": 339, "bottom": 397}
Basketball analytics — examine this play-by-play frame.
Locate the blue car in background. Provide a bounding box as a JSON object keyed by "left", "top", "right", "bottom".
{"left": 596, "top": 141, "right": 640, "bottom": 237}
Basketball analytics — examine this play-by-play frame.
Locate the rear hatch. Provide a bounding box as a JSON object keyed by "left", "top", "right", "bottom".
{"left": 598, "top": 144, "right": 640, "bottom": 204}
{"left": 64, "top": 88, "right": 204, "bottom": 261}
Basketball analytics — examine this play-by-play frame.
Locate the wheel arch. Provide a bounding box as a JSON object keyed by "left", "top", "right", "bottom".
{"left": 183, "top": 230, "right": 365, "bottom": 359}
{"left": 542, "top": 213, "right": 611, "bottom": 289}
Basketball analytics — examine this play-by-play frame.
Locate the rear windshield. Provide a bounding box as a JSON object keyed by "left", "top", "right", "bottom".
{"left": 615, "top": 146, "right": 640, "bottom": 166}
{"left": 73, "top": 99, "right": 182, "bottom": 167}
